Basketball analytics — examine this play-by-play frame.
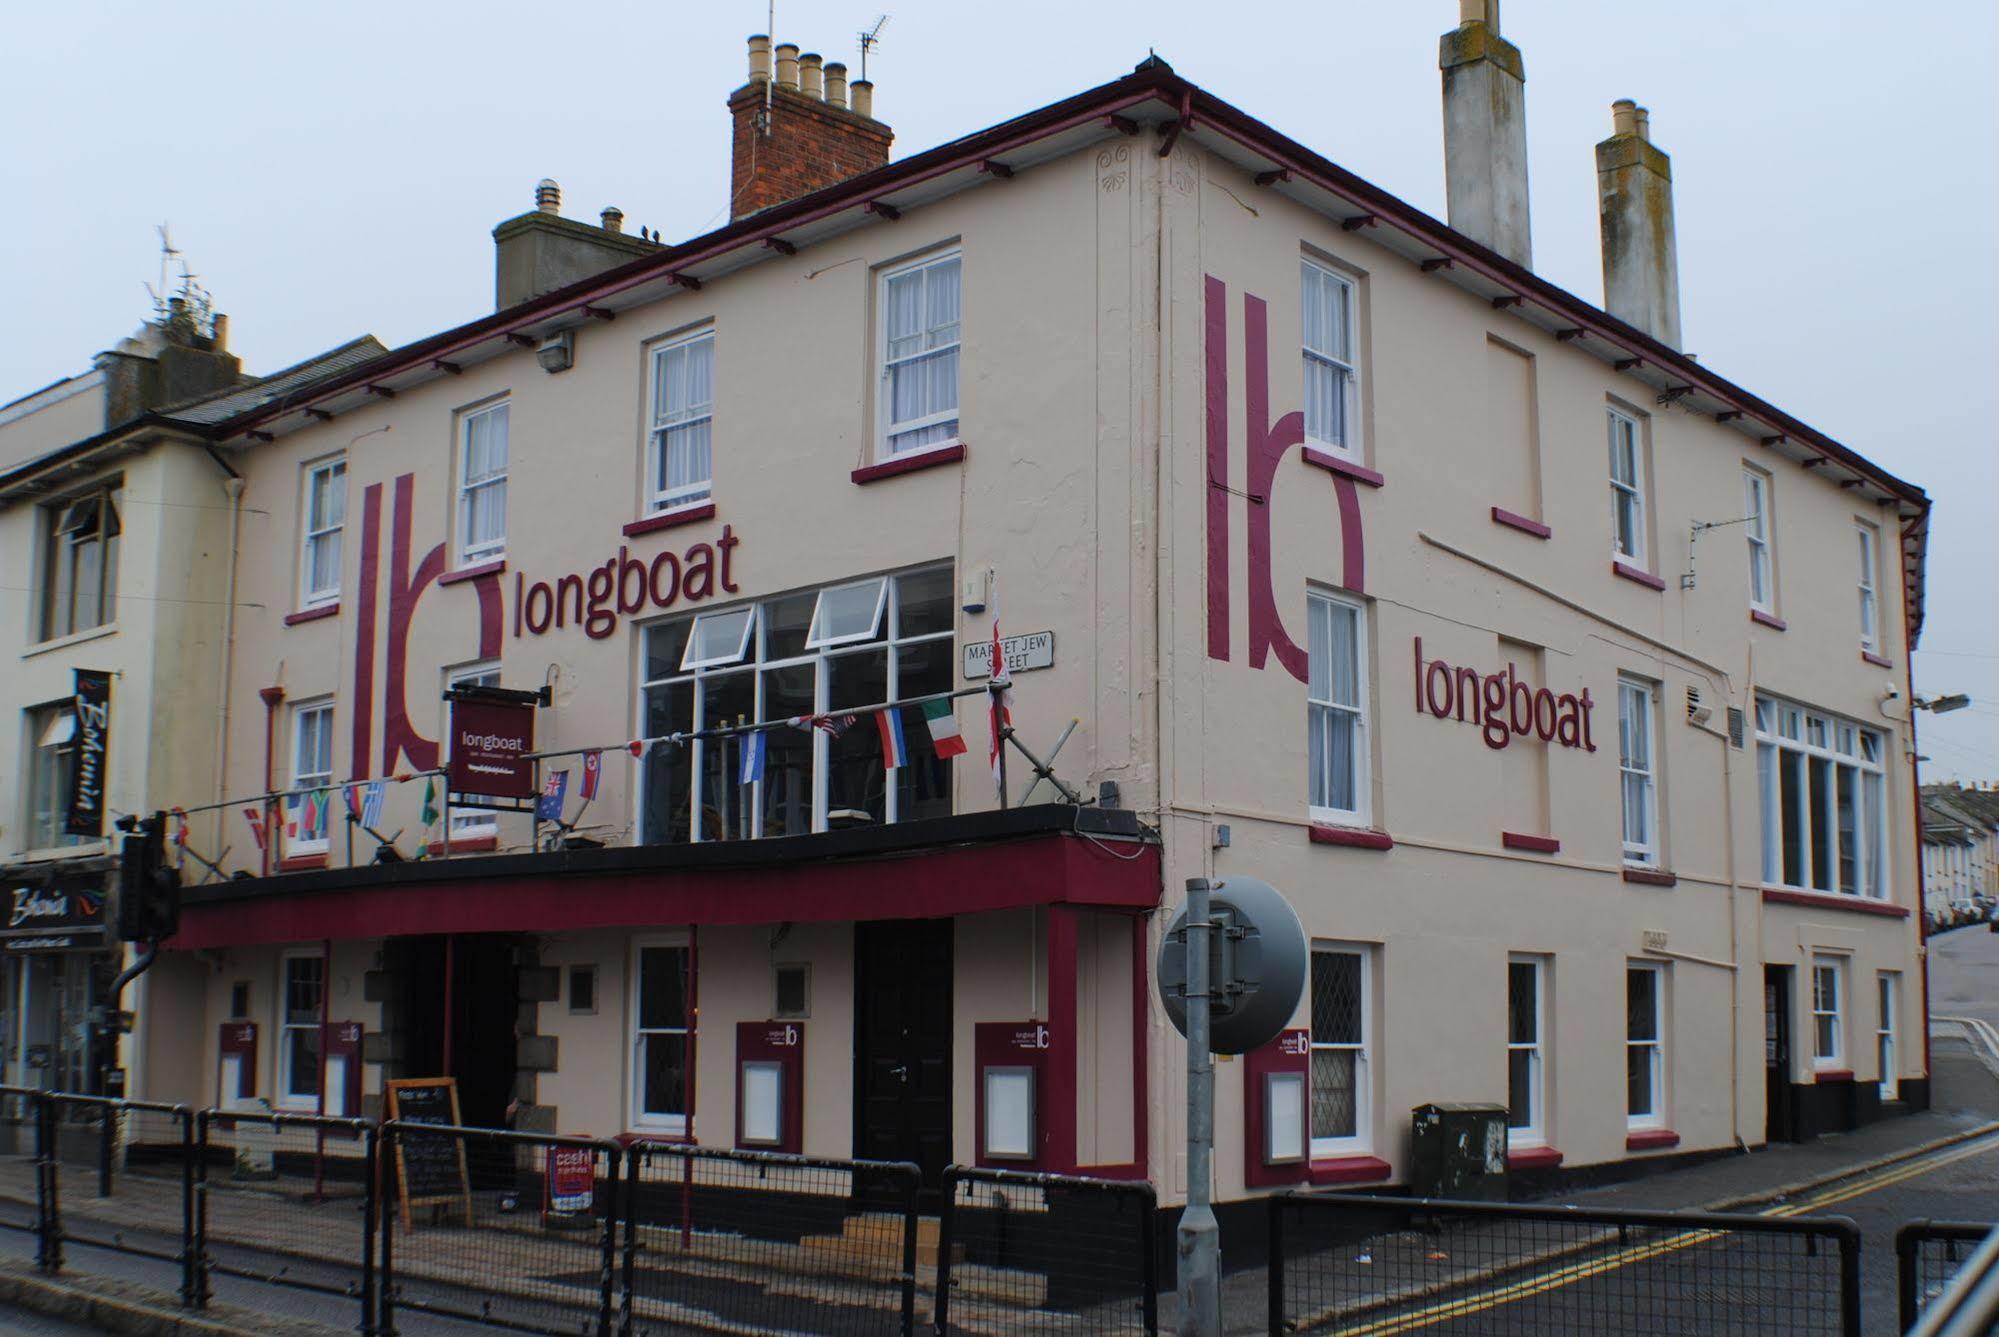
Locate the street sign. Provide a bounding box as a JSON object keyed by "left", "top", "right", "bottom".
{"left": 1158, "top": 876, "right": 1308, "bottom": 1055}
{"left": 962, "top": 631, "right": 1054, "bottom": 680}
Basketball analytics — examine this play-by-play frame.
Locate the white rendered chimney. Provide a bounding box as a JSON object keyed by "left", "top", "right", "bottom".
{"left": 1439, "top": 0, "right": 1532, "bottom": 267}
{"left": 1596, "top": 99, "right": 1682, "bottom": 347}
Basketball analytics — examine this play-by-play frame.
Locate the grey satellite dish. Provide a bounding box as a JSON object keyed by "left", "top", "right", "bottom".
{"left": 1157, "top": 876, "right": 1308, "bottom": 1055}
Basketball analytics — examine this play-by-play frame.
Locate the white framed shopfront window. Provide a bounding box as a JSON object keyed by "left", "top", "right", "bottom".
{"left": 277, "top": 950, "right": 325, "bottom": 1110}
{"left": 630, "top": 934, "right": 693, "bottom": 1133}
{"left": 1754, "top": 696, "right": 1888, "bottom": 899}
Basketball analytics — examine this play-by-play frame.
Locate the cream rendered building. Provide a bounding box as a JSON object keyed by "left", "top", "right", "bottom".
{"left": 123, "top": 10, "right": 1929, "bottom": 1244}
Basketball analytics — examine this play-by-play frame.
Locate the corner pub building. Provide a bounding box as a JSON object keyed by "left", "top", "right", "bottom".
{"left": 130, "top": 8, "right": 1931, "bottom": 1235}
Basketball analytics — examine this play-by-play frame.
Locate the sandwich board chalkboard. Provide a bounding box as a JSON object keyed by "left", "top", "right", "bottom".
{"left": 385, "top": 1077, "right": 472, "bottom": 1231}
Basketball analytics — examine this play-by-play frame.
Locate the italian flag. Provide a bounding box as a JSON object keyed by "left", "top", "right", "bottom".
{"left": 920, "top": 699, "right": 969, "bottom": 759}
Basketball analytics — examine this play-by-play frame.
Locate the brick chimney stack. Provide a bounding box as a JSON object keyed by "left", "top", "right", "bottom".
{"left": 729, "top": 33, "right": 892, "bottom": 220}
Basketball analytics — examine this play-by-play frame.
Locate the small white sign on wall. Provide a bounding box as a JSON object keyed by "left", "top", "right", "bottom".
{"left": 983, "top": 1067, "right": 1036, "bottom": 1159}
{"left": 1265, "top": 1071, "right": 1306, "bottom": 1164}
{"left": 742, "top": 1061, "right": 783, "bottom": 1145}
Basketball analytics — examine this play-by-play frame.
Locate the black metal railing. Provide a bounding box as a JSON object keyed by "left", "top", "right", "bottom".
{"left": 1270, "top": 1190, "right": 1863, "bottom": 1336}
{"left": 195, "top": 1107, "right": 379, "bottom": 1330}
{"left": 42, "top": 1093, "right": 199, "bottom": 1304}
{"left": 934, "top": 1166, "right": 1158, "bottom": 1336}
{"left": 379, "top": 1122, "right": 619, "bottom": 1337}
{"left": 1900, "top": 1219, "right": 1997, "bottom": 1331}
{"left": 623, "top": 1139, "right": 922, "bottom": 1336}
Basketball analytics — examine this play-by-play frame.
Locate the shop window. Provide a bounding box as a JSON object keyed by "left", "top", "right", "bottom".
{"left": 1507, "top": 956, "right": 1547, "bottom": 1148}
{"left": 39, "top": 482, "right": 121, "bottom": 641}
{"left": 632, "top": 940, "right": 691, "bottom": 1132}
{"left": 279, "top": 952, "right": 324, "bottom": 1109}
{"left": 1626, "top": 963, "right": 1665, "bottom": 1129}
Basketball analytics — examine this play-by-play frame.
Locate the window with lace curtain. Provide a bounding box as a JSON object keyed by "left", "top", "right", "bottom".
{"left": 457, "top": 401, "right": 508, "bottom": 563}
{"left": 1302, "top": 258, "right": 1360, "bottom": 459}
{"left": 877, "top": 251, "right": 960, "bottom": 457}
{"left": 649, "top": 329, "right": 714, "bottom": 512}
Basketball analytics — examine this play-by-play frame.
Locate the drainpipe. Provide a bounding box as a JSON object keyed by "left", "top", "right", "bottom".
{"left": 213, "top": 474, "right": 246, "bottom": 858}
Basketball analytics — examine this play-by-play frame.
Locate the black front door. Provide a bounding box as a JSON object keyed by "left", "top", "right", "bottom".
{"left": 854, "top": 919, "right": 953, "bottom": 1189}
{"left": 1765, "top": 964, "right": 1796, "bottom": 1144}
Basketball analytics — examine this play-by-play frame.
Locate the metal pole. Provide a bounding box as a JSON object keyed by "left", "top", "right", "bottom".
{"left": 1177, "top": 878, "right": 1220, "bottom": 1336}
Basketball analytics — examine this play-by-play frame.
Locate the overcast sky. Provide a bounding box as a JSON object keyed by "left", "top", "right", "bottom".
{"left": 7, "top": 1, "right": 1994, "bottom": 783}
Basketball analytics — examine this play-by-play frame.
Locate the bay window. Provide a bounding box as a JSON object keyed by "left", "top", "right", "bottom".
{"left": 1755, "top": 696, "right": 1887, "bottom": 898}
{"left": 639, "top": 565, "right": 954, "bottom": 842}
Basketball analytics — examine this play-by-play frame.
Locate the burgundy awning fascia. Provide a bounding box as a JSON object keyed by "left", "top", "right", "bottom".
{"left": 167, "top": 831, "right": 1158, "bottom": 949}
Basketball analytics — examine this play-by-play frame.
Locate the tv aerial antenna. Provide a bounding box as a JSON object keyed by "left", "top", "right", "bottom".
{"left": 858, "top": 14, "right": 888, "bottom": 82}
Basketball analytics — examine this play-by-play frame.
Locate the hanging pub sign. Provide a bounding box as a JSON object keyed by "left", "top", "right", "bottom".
{"left": 1, "top": 879, "right": 107, "bottom": 954}
{"left": 66, "top": 669, "right": 111, "bottom": 837}
{"left": 446, "top": 696, "right": 537, "bottom": 800}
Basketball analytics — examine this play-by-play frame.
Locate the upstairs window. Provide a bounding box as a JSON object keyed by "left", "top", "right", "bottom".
{"left": 1755, "top": 697, "right": 1886, "bottom": 898}
{"left": 446, "top": 663, "right": 501, "bottom": 841}
{"left": 1306, "top": 592, "right": 1368, "bottom": 826}
{"left": 1856, "top": 524, "right": 1880, "bottom": 653}
{"left": 458, "top": 402, "right": 509, "bottom": 563}
{"left": 879, "top": 252, "right": 961, "bottom": 457}
{"left": 639, "top": 565, "right": 955, "bottom": 843}
{"left": 1607, "top": 409, "right": 1646, "bottom": 565}
{"left": 301, "top": 457, "right": 346, "bottom": 607}
{"left": 289, "top": 700, "right": 334, "bottom": 855}
{"left": 1618, "top": 678, "right": 1658, "bottom": 866}
{"left": 1301, "top": 259, "right": 1360, "bottom": 458}
{"left": 1743, "top": 470, "right": 1772, "bottom": 612}
{"left": 40, "top": 482, "right": 121, "bottom": 641}
{"left": 649, "top": 330, "right": 714, "bottom": 513}
{"left": 25, "top": 701, "right": 87, "bottom": 852}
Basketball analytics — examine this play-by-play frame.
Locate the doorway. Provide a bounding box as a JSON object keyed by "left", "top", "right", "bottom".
{"left": 853, "top": 919, "right": 953, "bottom": 1192}
{"left": 389, "top": 934, "right": 520, "bottom": 1130}
{"left": 1764, "top": 964, "right": 1796, "bottom": 1144}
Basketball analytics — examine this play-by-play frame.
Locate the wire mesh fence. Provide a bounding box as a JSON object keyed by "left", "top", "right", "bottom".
{"left": 0, "top": 1086, "right": 47, "bottom": 1251}
{"left": 43, "top": 1093, "right": 197, "bottom": 1302}
{"left": 1899, "top": 1220, "right": 1996, "bottom": 1331}
{"left": 1270, "top": 1191, "right": 1861, "bottom": 1336}
{"left": 934, "top": 1167, "right": 1158, "bottom": 1336}
{"left": 621, "top": 1141, "right": 920, "bottom": 1337}
{"left": 195, "top": 1107, "right": 378, "bottom": 1326}
{"left": 379, "top": 1121, "right": 618, "bottom": 1337}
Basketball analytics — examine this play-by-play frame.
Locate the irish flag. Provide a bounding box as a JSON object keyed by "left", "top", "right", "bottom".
{"left": 920, "top": 699, "right": 969, "bottom": 759}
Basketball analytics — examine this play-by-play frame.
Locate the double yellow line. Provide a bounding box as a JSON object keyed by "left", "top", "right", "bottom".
{"left": 1322, "top": 1131, "right": 1999, "bottom": 1336}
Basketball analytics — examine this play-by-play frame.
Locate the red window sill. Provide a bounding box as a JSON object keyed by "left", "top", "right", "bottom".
{"left": 1815, "top": 1069, "right": 1855, "bottom": 1084}
{"left": 283, "top": 604, "right": 339, "bottom": 627}
{"left": 852, "top": 443, "right": 966, "bottom": 485}
{"left": 1490, "top": 507, "right": 1551, "bottom": 539}
{"left": 438, "top": 559, "right": 506, "bottom": 587}
{"left": 1860, "top": 650, "right": 1893, "bottom": 669}
{"left": 1612, "top": 561, "right": 1666, "bottom": 591}
{"left": 276, "top": 854, "right": 328, "bottom": 873}
{"left": 1750, "top": 608, "right": 1788, "bottom": 631}
{"left": 1307, "top": 1155, "right": 1393, "bottom": 1185}
{"left": 1302, "top": 448, "right": 1385, "bottom": 489}
{"left": 1310, "top": 825, "right": 1394, "bottom": 851}
{"left": 1623, "top": 867, "right": 1677, "bottom": 888}
{"left": 1626, "top": 1129, "right": 1680, "bottom": 1151}
{"left": 622, "top": 503, "right": 717, "bottom": 538}
{"left": 1761, "top": 888, "right": 1909, "bottom": 919}
{"left": 1506, "top": 1146, "right": 1564, "bottom": 1171}
{"left": 425, "top": 835, "right": 500, "bottom": 857}
{"left": 1502, "top": 831, "right": 1560, "bottom": 855}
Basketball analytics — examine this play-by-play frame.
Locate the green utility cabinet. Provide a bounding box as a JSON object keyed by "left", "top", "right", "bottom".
{"left": 1409, "top": 1102, "right": 1509, "bottom": 1201}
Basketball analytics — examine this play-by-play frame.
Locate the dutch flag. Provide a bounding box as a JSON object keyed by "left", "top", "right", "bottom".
{"left": 877, "top": 707, "right": 909, "bottom": 772}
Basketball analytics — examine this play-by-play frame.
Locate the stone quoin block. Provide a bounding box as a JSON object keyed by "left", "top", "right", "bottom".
{"left": 517, "top": 966, "right": 560, "bottom": 1003}
{"left": 516, "top": 1034, "right": 559, "bottom": 1071}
